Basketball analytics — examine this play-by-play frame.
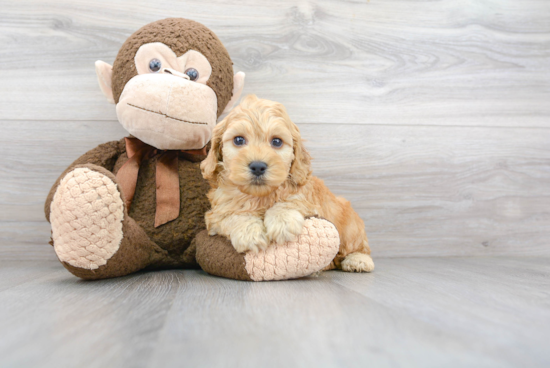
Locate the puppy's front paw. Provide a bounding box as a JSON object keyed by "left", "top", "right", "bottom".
{"left": 264, "top": 209, "right": 305, "bottom": 245}
{"left": 230, "top": 221, "right": 269, "bottom": 254}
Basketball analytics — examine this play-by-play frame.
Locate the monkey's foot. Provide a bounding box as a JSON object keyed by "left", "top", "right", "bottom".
{"left": 195, "top": 217, "right": 340, "bottom": 281}
{"left": 50, "top": 166, "right": 125, "bottom": 270}
{"left": 49, "top": 165, "right": 167, "bottom": 280}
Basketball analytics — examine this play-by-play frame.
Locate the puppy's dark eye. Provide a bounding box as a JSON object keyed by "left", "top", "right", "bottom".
{"left": 271, "top": 138, "right": 283, "bottom": 148}
{"left": 233, "top": 136, "right": 246, "bottom": 146}
{"left": 185, "top": 68, "right": 199, "bottom": 81}
{"left": 149, "top": 59, "right": 162, "bottom": 72}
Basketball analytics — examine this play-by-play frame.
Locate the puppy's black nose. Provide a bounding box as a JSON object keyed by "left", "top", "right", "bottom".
{"left": 249, "top": 161, "right": 267, "bottom": 177}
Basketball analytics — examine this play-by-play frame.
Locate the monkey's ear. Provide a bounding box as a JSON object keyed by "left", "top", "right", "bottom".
{"left": 222, "top": 72, "right": 245, "bottom": 114}
{"left": 95, "top": 60, "right": 115, "bottom": 104}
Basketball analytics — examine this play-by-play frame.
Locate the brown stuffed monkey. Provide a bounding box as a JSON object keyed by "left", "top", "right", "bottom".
{"left": 44, "top": 18, "right": 340, "bottom": 281}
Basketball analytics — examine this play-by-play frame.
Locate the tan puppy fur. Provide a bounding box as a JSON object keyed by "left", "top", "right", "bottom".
{"left": 201, "top": 95, "right": 374, "bottom": 272}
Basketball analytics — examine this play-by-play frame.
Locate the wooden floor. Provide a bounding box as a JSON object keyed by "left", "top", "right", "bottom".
{"left": 1, "top": 257, "right": 549, "bottom": 368}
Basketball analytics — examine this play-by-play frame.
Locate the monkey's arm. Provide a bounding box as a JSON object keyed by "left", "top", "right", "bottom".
{"left": 195, "top": 217, "right": 340, "bottom": 281}
{"left": 44, "top": 140, "right": 124, "bottom": 222}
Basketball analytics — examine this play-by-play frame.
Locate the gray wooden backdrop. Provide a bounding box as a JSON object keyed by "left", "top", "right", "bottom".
{"left": 1, "top": 0, "right": 549, "bottom": 260}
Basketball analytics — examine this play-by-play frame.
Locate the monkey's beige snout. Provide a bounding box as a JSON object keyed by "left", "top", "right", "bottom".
{"left": 116, "top": 73, "right": 217, "bottom": 150}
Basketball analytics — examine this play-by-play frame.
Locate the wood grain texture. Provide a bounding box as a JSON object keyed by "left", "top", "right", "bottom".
{"left": 1, "top": 0, "right": 549, "bottom": 258}
{"left": 0, "top": 258, "right": 549, "bottom": 367}
{"left": 2, "top": 121, "right": 549, "bottom": 257}
{"left": 0, "top": 0, "right": 549, "bottom": 126}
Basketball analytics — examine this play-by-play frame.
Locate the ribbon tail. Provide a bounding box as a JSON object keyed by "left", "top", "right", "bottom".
{"left": 155, "top": 151, "right": 180, "bottom": 227}
{"left": 116, "top": 147, "right": 147, "bottom": 211}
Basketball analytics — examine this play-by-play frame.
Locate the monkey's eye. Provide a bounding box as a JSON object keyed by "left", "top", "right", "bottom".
{"left": 233, "top": 136, "right": 246, "bottom": 146}
{"left": 271, "top": 138, "right": 283, "bottom": 148}
{"left": 149, "top": 59, "right": 162, "bottom": 72}
{"left": 185, "top": 68, "right": 199, "bottom": 81}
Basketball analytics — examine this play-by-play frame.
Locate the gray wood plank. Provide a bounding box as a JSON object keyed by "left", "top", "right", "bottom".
{"left": 0, "top": 267, "right": 182, "bottom": 368}
{"left": 0, "top": 0, "right": 548, "bottom": 127}
{"left": 150, "top": 270, "right": 503, "bottom": 368}
{"left": 0, "top": 120, "right": 126, "bottom": 224}
{"left": 2, "top": 121, "right": 549, "bottom": 257}
{"left": 0, "top": 222, "right": 57, "bottom": 261}
{"left": 331, "top": 257, "right": 550, "bottom": 367}
{"left": 1, "top": 257, "right": 549, "bottom": 368}
{"left": 0, "top": 260, "right": 58, "bottom": 291}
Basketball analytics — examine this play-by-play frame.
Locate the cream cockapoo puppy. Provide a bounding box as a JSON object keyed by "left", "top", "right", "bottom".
{"left": 201, "top": 95, "right": 374, "bottom": 272}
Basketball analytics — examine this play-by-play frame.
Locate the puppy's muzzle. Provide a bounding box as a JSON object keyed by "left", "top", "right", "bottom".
{"left": 249, "top": 161, "right": 267, "bottom": 177}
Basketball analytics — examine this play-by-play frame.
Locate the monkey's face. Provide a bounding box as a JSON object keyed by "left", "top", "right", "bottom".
{"left": 116, "top": 42, "right": 218, "bottom": 150}
{"left": 95, "top": 19, "right": 245, "bottom": 151}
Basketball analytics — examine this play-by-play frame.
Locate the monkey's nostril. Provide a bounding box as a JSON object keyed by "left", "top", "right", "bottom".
{"left": 162, "top": 68, "right": 190, "bottom": 80}
{"left": 249, "top": 161, "right": 267, "bottom": 177}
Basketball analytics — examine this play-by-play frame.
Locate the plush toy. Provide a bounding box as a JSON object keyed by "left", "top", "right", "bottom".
{"left": 44, "top": 18, "right": 340, "bottom": 281}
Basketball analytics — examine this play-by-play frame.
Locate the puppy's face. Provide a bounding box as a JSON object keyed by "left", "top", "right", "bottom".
{"left": 221, "top": 109, "right": 294, "bottom": 196}
{"left": 201, "top": 95, "right": 311, "bottom": 197}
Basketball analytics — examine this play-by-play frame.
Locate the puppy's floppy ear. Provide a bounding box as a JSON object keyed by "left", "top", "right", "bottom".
{"left": 289, "top": 123, "right": 311, "bottom": 186}
{"left": 201, "top": 116, "right": 230, "bottom": 182}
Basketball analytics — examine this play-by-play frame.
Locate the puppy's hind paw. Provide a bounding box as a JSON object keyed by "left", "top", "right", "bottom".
{"left": 230, "top": 221, "right": 269, "bottom": 254}
{"left": 264, "top": 209, "right": 305, "bottom": 245}
{"left": 341, "top": 252, "right": 375, "bottom": 273}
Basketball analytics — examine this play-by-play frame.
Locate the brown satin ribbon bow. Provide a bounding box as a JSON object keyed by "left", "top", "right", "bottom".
{"left": 116, "top": 137, "right": 207, "bottom": 228}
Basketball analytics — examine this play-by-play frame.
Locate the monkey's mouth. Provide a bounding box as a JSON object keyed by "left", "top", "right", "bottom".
{"left": 127, "top": 103, "right": 208, "bottom": 125}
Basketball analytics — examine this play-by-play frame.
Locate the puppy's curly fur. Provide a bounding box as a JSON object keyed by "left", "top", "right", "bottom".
{"left": 201, "top": 95, "right": 374, "bottom": 272}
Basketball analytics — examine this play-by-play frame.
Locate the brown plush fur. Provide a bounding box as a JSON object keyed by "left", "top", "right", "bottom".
{"left": 201, "top": 95, "right": 374, "bottom": 272}
{"left": 44, "top": 139, "right": 211, "bottom": 278}
{"left": 111, "top": 18, "right": 234, "bottom": 117}
{"left": 195, "top": 230, "right": 252, "bottom": 281}
{"left": 112, "top": 143, "right": 211, "bottom": 257}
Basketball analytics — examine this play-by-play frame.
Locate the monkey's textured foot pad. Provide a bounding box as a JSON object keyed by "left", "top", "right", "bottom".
{"left": 50, "top": 167, "right": 124, "bottom": 270}
{"left": 195, "top": 218, "right": 340, "bottom": 281}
